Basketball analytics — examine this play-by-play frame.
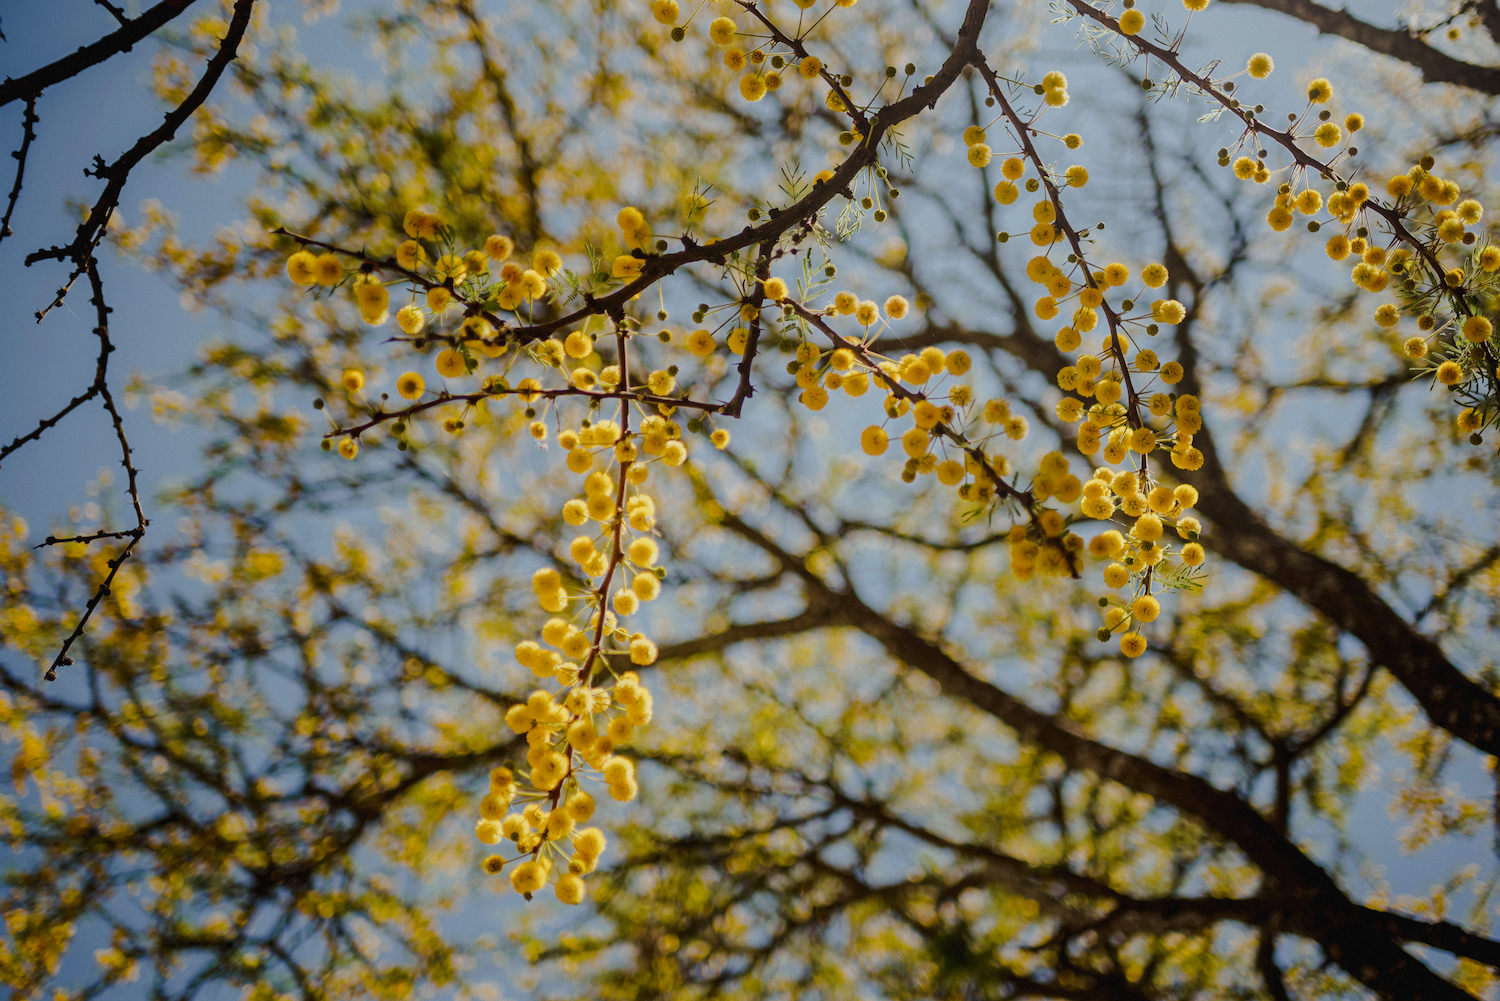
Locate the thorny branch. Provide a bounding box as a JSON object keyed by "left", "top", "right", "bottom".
{"left": 2, "top": 0, "right": 256, "bottom": 678}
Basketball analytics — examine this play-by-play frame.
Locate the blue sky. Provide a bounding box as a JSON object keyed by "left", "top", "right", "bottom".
{"left": 1, "top": 0, "right": 1495, "bottom": 995}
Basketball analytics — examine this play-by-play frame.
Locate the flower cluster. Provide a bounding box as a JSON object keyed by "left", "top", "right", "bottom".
{"left": 272, "top": 0, "right": 1500, "bottom": 906}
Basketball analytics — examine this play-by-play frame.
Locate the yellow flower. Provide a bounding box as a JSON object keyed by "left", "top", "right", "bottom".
{"left": 685, "top": 328, "right": 715, "bottom": 356}
{"left": 555, "top": 873, "right": 586, "bottom": 905}
{"left": 1131, "top": 595, "right": 1161, "bottom": 623}
{"left": 313, "top": 253, "right": 343, "bottom": 286}
{"left": 354, "top": 281, "right": 389, "bottom": 324}
{"left": 1247, "top": 52, "right": 1273, "bottom": 78}
{"left": 396, "top": 371, "right": 425, "bottom": 400}
{"left": 484, "top": 234, "right": 513, "bottom": 261}
{"left": 396, "top": 304, "right": 425, "bottom": 335}
{"left": 509, "top": 860, "right": 547, "bottom": 895}
{"left": 286, "top": 250, "right": 317, "bottom": 285}
{"left": 709, "top": 16, "right": 736, "bottom": 44}
{"left": 1151, "top": 299, "right": 1186, "bottom": 324}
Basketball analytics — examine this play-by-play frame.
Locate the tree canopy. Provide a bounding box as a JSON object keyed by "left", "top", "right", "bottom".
{"left": 3, "top": 1, "right": 1500, "bottom": 999}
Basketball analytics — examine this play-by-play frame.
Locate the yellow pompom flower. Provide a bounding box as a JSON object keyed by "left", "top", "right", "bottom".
{"left": 860, "top": 426, "right": 889, "bottom": 456}
{"left": 1119, "top": 633, "right": 1148, "bottom": 658}
{"left": 1462, "top": 315, "right": 1492, "bottom": 342}
{"left": 1247, "top": 53, "right": 1273, "bottom": 79}
{"left": 396, "top": 304, "right": 425, "bottom": 335}
{"left": 436, "top": 349, "right": 466, "bottom": 378}
{"left": 1133, "top": 513, "right": 1164, "bottom": 543}
{"left": 966, "top": 143, "right": 992, "bottom": 168}
{"left": 629, "top": 635, "right": 658, "bottom": 665}
{"left": 651, "top": 0, "right": 678, "bottom": 23}
{"left": 483, "top": 234, "right": 514, "bottom": 261}
{"left": 1119, "top": 8, "right": 1144, "bottom": 34}
{"left": 1131, "top": 594, "right": 1161, "bottom": 623}
{"left": 740, "top": 74, "right": 767, "bottom": 102}
{"left": 574, "top": 827, "right": 606, "bottom": 858}
{"left": 313, "top": 253, "right": 343, "bottom": 286}
{"left": 341, "top": 369, "right": 364, "bottom": 392}
{"left": 337, "top": 437, "right": 358, "bottom": 460}
{"left": 396, "top": 371, "right": 425, "bottom": 400}
{"left": 1306, "top": 77, "right": 1332, "bottom": 103}
{"left": 555, "top": 873, "right": 586, "bottom": 905}
{"left": 1436, "top": 360, "right": 1464, "bottom": 385}
{"left": 708, "top": 15, "right": 736, "bottom": 44}
{"left": 1151, "top": 299, "right": 1186, "bottom": 325}
{"left": 510, "top": 860, "right": 547, "bottom": 895}
{"left": 1141, "top": 263, "right": 1168, "bottom": 288}
{"left": 519, "top": 269, "right": 547, "bottom": 299}
{"left": 286, "top": 250, "right": 317, "bottom": 285}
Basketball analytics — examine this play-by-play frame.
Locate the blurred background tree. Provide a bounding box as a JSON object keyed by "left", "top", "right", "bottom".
{"left": 2, "top": 1, "right": 1500, "bottom": 1000}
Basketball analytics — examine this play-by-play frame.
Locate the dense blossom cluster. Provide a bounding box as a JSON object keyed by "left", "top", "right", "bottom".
{"left": 277, "top": 0, "right": 1500, "bottom": 900}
